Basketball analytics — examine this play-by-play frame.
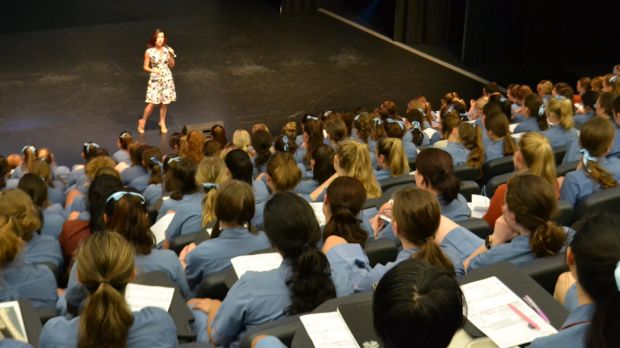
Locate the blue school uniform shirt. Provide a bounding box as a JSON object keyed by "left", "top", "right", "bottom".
{"left": 444, "top": 141, "right": 470, "bottom": 165}
{"left": 199, "top": 259, "right": 351, "bottom": 347}
{"left": 294, "top": 146, "right": 306, "bottom": 165}
{"left": 40, "top": 307, "right": 178, "bottom": 348}
{"left": 42, "top": 203, "right": 66, "bottom": 239}
{"left": 66, "top": 166, "right": 85, "bottom": 188}
{"left": 403, "top": 140, "right": 417, "bottom": 162}
{"left": 562, "top": 138, "right": 582, "bottom": 164}
{"left": 0, "top": 254, "right": 58, "bottom": 309}
{"left": 439, "top": 194, "right": 471, "bottom": 222}
{"left": 254, "top": 337, "right": 287, "bottom": 348}
{"left": 121, "top": 165, "right": 147, "bottom": 186}
{"left": 467, "top": 227, "right": 574, "bottom": 272}
{"left": 252, "top": 157, "right": 268, "bottom": 178}
{"left": 483, "top": 138, "right": 505, "bottom": 162}
{"left": 157, "top": 192, "right": 203, "bottom": 241}
{"left": 609, "top": 124, "right": 620, "bottom": 158}
{"left": 47, "top": 182, "right": 66, "bottom": 206}
{"left": 253, "top": 179, "right": 269, "bottom": 204}
{"left": 542, "top": 125, "right": 579, "bottom": 149}
{"left": 528, "top": 304, "right": 594, "bottom": 348}
{"left": 440, "top": 226, "right": 484, "bottom": 276}
{"left": 560, "top": 157, "right": 620, "bottom": 207}
{"left": 113, "top": 149, "right": 131, "bottom": 164}
{"left": 25, "top": 233, "right": 63, "bottom": 271}
{"left": 0, "top": 339, "right": 32, "bottom": 348}
{"left": 573, "top": 111, "right": 594, "bottom": 128}
{"left": 374, "top": 168, "right": 392, "bottom": 182}
{"left": 129, "top": 173, "right": 151, "bottom": 193}
{"left": 294, "top": 179, "right": 319, "bottom": 195}
{"left": 143, "top": 183, "right": 163, "bottom": 211}
{"left": 185, "top": 227, "right": 271, "bottom": 291}
{"left": 513, "top": 117, "right": 541, "bottom": 133}
{"left": 65, "top": 249, "right": 192, "bottom": 309}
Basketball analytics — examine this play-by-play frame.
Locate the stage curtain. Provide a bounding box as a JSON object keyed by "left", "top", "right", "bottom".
{"left": 281, "top": 0, "right": 323, "bottom": 13}
{"left": 393, "top": 0, "right": 457, "bottom": 45}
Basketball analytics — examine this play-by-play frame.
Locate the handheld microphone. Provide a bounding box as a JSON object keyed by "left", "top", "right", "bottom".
{"left": 165, "top": 45, "right": 178, "bottom": 58}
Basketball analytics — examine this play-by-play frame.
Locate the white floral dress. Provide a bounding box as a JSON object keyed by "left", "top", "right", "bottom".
{"left": 145, "top": 47, "right": 176, "bottom": 104}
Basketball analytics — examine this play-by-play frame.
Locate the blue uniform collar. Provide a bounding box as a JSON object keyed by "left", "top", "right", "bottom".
{"left": 218, "top": 226, "right": 251, "bottom": 239}
{"left": 396, "top": 247, "right": 418, "bottom": 262}
{"left": 561, "top": 304, "right": 594, "bottom": 330}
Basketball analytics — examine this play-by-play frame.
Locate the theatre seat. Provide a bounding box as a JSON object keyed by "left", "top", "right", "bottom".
{"left": 556, "top": 161, "right": 579, "bottom": 177}
{"left": 378, "top": 175, "right": 415, "bottom": 192}
{"left": 573, "top": 186, "right": 620, "bottom": 222}
{"left": 239, "top": 315, "right": 303, "bottom": 348}
{"left": 555, "top": 200, "right": 574, "bottom": 227}
{"left": 457, "top": 218, "right": 491, "bottom": 239}
{"left": 520, "top": 254, "right": 568, "bottom": 294}
{"left": 195, "top": 268, "right": 237, "bottom": 300}
{"left": 169, "top": 230, "right": 210, "bottom": 255}
{"left": 483, "top": 172, "right": 513, "bottom": 198}
{"left": 454, "top": 164, "right": 481, "bottom": 182}
{"left": 459, "top": 180, "right": 480, "bottom": 201}
{"left": 481, "top": 156, "right": 514, "bottom": 185}
{"left": 364, "top": 239, "right": 399, "bottom": 267}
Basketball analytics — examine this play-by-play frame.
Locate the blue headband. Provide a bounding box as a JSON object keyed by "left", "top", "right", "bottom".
{"left": 411, "top": 121, "right": 421, "bottom": 130}
{"left": 282, "top": 136, "right": 289, "bottom": 152}
{"left": 386, "top": 118, "right": 404, "bottom": 130}
{"left": 22, "top": 145, "right": 36, "bottom": 154}
{"left": 84, "top": 142, "right": 99, "bottom": 149}
{"left": 201, "top": 182, "right": 219, "bottom": 192}
{"left": 580, "top": 148, "right": 597, "bottom": 171}
{"left": 538, "top": 105, "right": 546, "bottom": 118}
{"left": 106, "top": 191, "right": 146, "bottom": 205}
{"left": 373, "top": 118, "right": 383, "bottom": 126}
{"left": 150, "top": 156, "right": 163, "bottom": 167}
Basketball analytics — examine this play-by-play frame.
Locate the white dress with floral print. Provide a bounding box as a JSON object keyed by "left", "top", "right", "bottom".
{"left": 145, "top": 47, "right": 176, "bottom": 104}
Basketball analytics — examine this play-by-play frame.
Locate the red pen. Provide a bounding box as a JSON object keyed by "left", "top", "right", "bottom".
{"left": 508, "top": 303, "right": 540, "bottom": 330}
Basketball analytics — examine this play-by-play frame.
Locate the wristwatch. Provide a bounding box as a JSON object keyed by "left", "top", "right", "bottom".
{"left": 485, "top": 235, "right": 494, "bottom": 250}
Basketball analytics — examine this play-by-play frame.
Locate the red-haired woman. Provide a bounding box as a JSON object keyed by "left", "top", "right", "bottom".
{"left": 138, "top": 28, "right": 176, "bottom": 134}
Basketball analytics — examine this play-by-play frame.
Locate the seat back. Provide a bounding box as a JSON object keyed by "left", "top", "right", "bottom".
{"left": 556, "top": 161, "right": 579, "bottom": 177}
{"left": 520, "top": 254, "right": 568, "bottom": 294}
{"left": 454, "top": 164, "right": 481, "bottom": 182}
{"left": 459, "top": 180, "right": 480, "bottom": 202}
{"left": 457, "top": 218, "right": 491, "bottom": 239}
{"left": 481, "top": 156, "right": 515, "bottom": 184}
{"left": 364, "top": 239, "right": 398, "bottom": 267}
{"left": 483, "top": 172, "right": 513, "bottom": 198}
{"left": 196, "top": 268, "right": 238, "bottom": 300}
{"left": 553, "top": 146, "right": 567, "bottom": 164}
{"left": 378, "top": 175, "right": 415, "bottom": 192}
{"left": 239, "top": 315, "right": 302, "bottom": 348}
{"left": 555, "top": 200, "right": 574, "bottom": 227}
{"left": 169, "top": 230, "right": 210, "bottom": 255}
{"left": 573, "top": 186, "right": 620, "bottom": 222}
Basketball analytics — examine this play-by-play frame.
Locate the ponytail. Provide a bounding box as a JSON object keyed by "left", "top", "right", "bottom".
{"left": 377, "top": 138, "right": 409, "bottom": 176}
{"left": 579, "top": 118, "right": 618, "bottom": 189}
{"left": 201, "top": 188, "right": 218, "bottom": 226}
{"left": 323, "top": 208, "right": 367, "bottom": 247}
{"left": 0, "top": 217, "right": 22, "bottom": 267}
{"left": 530, "top": 221, "right": 566, "bottom": 257}
{"left": 485, "top": 112, "right": 516, "bottom": 156}
{"left": 142, "top": 148, "right": 163, "bottom": 185}
{"left": 287, "top": 246, "right": 337, "bottom": 314}
{"left": 412, "top": 238, "right": 456, "bottom": 275}
{"left": 416, "top": 149, "right": 460, "bottom": 203}
{"left": 323, "top": 177, "right": 367, "bottom": 246}
{"left": 77, "top": 232, "right": 134, "bottom": 348}
{"left": 503, "top": 131, "right": 517, "bottom": 156}
{"left": 585, "top": 159, "right": 618, "bottom": 189}
{"left": 457, "top": 123, "right": 484, "bottom": 169}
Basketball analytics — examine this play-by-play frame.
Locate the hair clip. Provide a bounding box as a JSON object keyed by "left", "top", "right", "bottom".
{"left": 446, "top": 105, "right": 455, "bottom": 114}
{"left": 411, "top": 121, "right": 421, "bottom": 130}
{"left": 282, "top": 135, "right": 290, "bottom": 152}
{"left": 386, "top": 118, "right": 404, "bottom": 130}
{"left": 459, "top": 112, "right": 469, "bottom": 119}
{"left": 416, "top": 108, "right": 425, "bottom": 114}
{"left": 306, "top": 115, "right": 319, "bottom": 121}
{"left": 373, "top": 118, "right": 383, "bottom": 126}
{"left": 580, "top": 148, "right": 597, "bottom": 171}
{"left": 323, "top": 110, "right": 333, "bottom": 117}
{"left": 165, "top": 156, "right": 181, "bottom": 166}
{"left": 106, "top": 191, "right": 146, "bottom": 205}
{"left": 84, "top": 142, "right": 100, "bottom": 149}
{"left": 500, "top": 95, "right": 508, "bottom": 103}
{"left": 149, "top": 156, "right": 163, "bottom": 167}
{"left": 610, "top": 75, "right": 618, "bottom": 84}
{"left": 354, "top": 114, "right": 361, "bottom": 121}
{"left": 201, "top": 182, "right": 219, "bottom": 192}
{"left": 119, "top": 131, "right": 131, "bottom": 139}
{"left": 615, "top": 261, "right": 620, "bottom": 292}
{"left": 22, "top": 145, "right": 36, "bottom": 154}
{"left": 538, "top": 105, "right": 546, "bottom": 118}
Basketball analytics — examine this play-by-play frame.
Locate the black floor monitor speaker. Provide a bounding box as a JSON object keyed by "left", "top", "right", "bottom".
{"left": 182, "top": 120, "right": 225, "bottom": 138}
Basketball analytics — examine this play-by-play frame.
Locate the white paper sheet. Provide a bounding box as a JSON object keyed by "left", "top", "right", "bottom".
{"left": 508, "top": 123, "right": 519, "bottom": 133}
{"left": 124, "top": 283, "right": 174, "bottom": 312}
{"left": 0, "top": 301, "right": 28, "bottom": 342}
{"left": 230, "top": 252, "right": 283, "bottom": 278}
{"left": 150, "top": 212, "right": 175, "bottom": 244}
{"left": 511, "top": 132, "right": 524, "bottom": 142}
{"left": 467, "top": 195, "right": 490, "bottom": 219}
{"left": 310, "top": 202, "right": 327, "bottom": 226}
{"left": 300, "top": 311, "right": 360, "bottom": 348}
{"left": 423, "top": 127, "right": 438, "bottom": 139}
{"left": 460, "top": 277, "right": 557, "bottom": 348}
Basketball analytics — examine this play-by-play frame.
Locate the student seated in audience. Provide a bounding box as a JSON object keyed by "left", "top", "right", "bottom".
{"left": 384, "top": 117, "right": 417, "bottom": 162}
{"left": 529, "top": 214, "right": 620, "bottom": 348}
{"left": 196, "top": 156, "right": 231, "bottom": 227}
{"left": 181, "top": 180, "right": 270, "bottom": 293}
{"left": 120, "top": 143, "right": 149, "bottom": 186}
{"left": 322, "top": 177, "right": 368, "bottom": 247}
{"left": 351, "top": 112, "right": 376, "bottom": 149}
{"left": 295, "top": 115, "right": 323, "bottom": 173}
{"left": 537, "top": 80, "right": 554, "bottom": 104}
{"left": 18, "top": 174, "right": 66, "bottom": 240}
{"left": 374, "top": 137, "right": 410, "bottom": 181}
{"left": 65, "top": 156, "right": 117, "bottom": 218}
{"left": 232, "top": 129, "right": 252, "bottom": 154}
{"left": 0, "top": 189, "right": 63, "bottom": 271}
{"left": 602, "top": 73, "right": 620, "bottom": 95}
{"left": 59, "top": 174, "right": 124, "bottom": 267}
{"left": 128, "top": 146, "right": 160, "bottom": 193}
{"left": 403, "top": 108, "right": 431, "bottom": 146}
{"left": 211, "top": 124, "right": 228, "bottom": 148}
{"left": 483, "top": 112, "right": 517, "bottom": 162}
{"left": 294, "top": 144, "right": 335, "bottom": 198}
{"left": 465, "top": 174, "right": 571, "bottom": 271}
{"left": 225, "top": 148, "right": 269, "bottom": 204}
{"left": 26, "top": 159, "right": 66, "bottom": 206}
{"left": 0, "top": 215, "right": 57, "bottom": 309}
{"left": 250, "top": 129, "right": 272, "bottom": 177}
{"left": 189, "top": 192, "right": 347, "bottom": 345}
{"left": 311, "top": 140, "right": 382, "bottom": 201}
{"left": 560, "top": 118, "right": 620, "bottom": 207}
{"left": 141, "top": 149, "right": 164, "bottom": 211}
{"left": 0, "top": 155, "right": 9, "bottom": 191}
{"left": 157, "top": 157, "right": 203, "bottom": 244}
{"left": 180, "top": 130, "right": 207, "bottom": 166}
{"left": 433, "top": 109, "right": 460, "bottom": 149}
{"left": 65, "top": 190, "right": 191, "bottom": 313}
{"left": 542, "top": 97, "right": 579, "bottom": 149}
{"left": 253, "top": 152, "right": 303, "bottom": 228}
{"left": 325, "top": 187, "right": 482, "bottom": 292}
{"left": 573, "top": 90, "right": 599, "bottom": 128}
{"left": 443, "top": 121, "right": 484, "bottom": 171}
{"left": 513, "top": 93, "right": 547, "bottom": 133}
{"left": 113, "top": 130, "right": 133, "bottom": 165}
{"left": 10, "top": 145, "right": 37, "bottom": 180}
{"left": 484, "top": 132, "right": 558, "bottom": 229}
{"left": 415, "top": 148, "right": 471, "bottom": 221}
{"left": 324, "top": 114, "right": 348, "bottom": 149}
{"left": 41, "top": 232, "right": 178, "bottom": 348}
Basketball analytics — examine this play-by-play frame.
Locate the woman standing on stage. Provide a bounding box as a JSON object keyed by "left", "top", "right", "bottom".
{"left": 138, "top": 28, "right": 176, "bottom": 134}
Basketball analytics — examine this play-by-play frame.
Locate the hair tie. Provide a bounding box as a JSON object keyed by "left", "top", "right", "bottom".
{"left": 499, "top": 95, "right": 508, "bottom": 103}
{"left": 459, "top": 112, "right": 469, "bottom": 119}
{"left": 119, "top": 132, "right": 131, "bottom": 139}
{"left": 446, "top": 105, "right": 455, "bottom": 114}
{"left": 580, "top": 148, "right": 597, "bottom": 171}
{"left": 416, "top": 108, "right": 425, "bottom": 114}
{"left": 412, "top": 121, "right": 421, "bottom": 130}
{"left": 615, "top": 261, "right": 620, "bottom": 292}
{"left": 282, "top": 136, "right": 289, "bottom": 152}
{"left": 386, "top": 118, "right": 404, "bottom": 130}
{"left": 538, "top": 105, "right": 546, "bottom": 118}
{"left": 150, "top": 156, "right": 162, "bottom": 167}
{"left": 610, "top": 75, "right": 618, "bottom": 84}
{"left": 323, "top": 110, "right": 333, "bottom": 118}
{"left": 373, "top": 118, "right": 383, "bottom": 126}
{"left": 22, "top": 145, "right": 36, "bottom": 154}
{"left": 306, "top": 115, "right": 319, "bottom": 121}
{"left": 201, "top": 182, "right": 219, "bottom": 192}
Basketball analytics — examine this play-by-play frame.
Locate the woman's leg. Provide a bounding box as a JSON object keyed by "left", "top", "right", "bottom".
{"left": 159, "top": 104, "right": 168, "bottom": 133}
{"left": 139, "top": 103, "right": 155, "bottom": 133}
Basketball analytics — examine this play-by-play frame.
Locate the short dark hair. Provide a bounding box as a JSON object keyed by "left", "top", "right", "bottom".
{"left": 224, "top": 149, "right": 253, "bottom": 184}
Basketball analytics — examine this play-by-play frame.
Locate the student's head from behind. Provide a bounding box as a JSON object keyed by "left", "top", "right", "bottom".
{"left": 514, "top": 132, "right": 556, "bottom": 189}
{"left": 164, "top": 157, "right": 199, "bottom": 200}
{"left": 17, "top": 173, "right": 48, "bottom": 208}
{"left": 324, "top": 115, "right": 348, "bottom": 144}
{"left": 88, "top": 174, "right": 125, "bottom": 233}
{"left": 105, "top": 190, "right": 154, "bottom": 255}
{"left": 212, "top": 180, "right": 255, "bottom": 236}
{"left": 546, "top": 97, "right": 574, "bottom": 129}
{"left": 197, "top": 157, "right": 231, "bottom": 226}
{"left": 180, "top": 130, "right": 206, "bottom": 165}
{"left": 0, "top": 189, "right": 41, "bottom": 242}
{"left": 376, "top": 137, "right": 409, "bottom": 176}
{"left": 85, "top": 156, "right": 117, "bottom": 181}
{"left": 232, "top": 129, "right": 251, "bottom": 153}
{"left": 537, "top": 80, "right": 553, "bottom": 97}
{"left": 224, "top": 149, "right": 253, "bottom": 184}
{"left": 311, "top": 144, "right": 335, "bottom": 185}
{"left": 595, "top": 91, "right": 618, "bottom": 118}
{"left": 455, "top": 122, "right": 484, "bottom": 170}
{"left": 117, "top": 131, "right": 133, "bottom": 151}
{"left": 273, "top": 134, "right": 298, "bottom": 154}
{"left": 415, "top": 148, "right": 460, "bottom": 205}
{"left": 568, "top": 214, "right": 620, "bottom": 348}
{"left": 373, "top": 259, "right": 465, "bottom": 348}
{"left": 211, "top": 124, "right": 227, "bottom": 148}
{"left": 169, "top": 132, "right": 182, "bottom": 154}
{"left": 76, "top": 231, "right": 135, "bottom": 348}
{"left": 578, "top": 117, "right": 618, "bottom": 189}
{"left": 0, "top": 216, "right": 22, "bottom": 267}
{"left": 250, "top": 129, "right": 273, "bottom": 168}
{"left": 383, "top": 118, "right": 406, "bottom": 139}
{"left": 335, "top": 140, "right": 381, "bottom": 198}
{"left": 323, "top": 176, "right": 367, "bottom": 246}
{"left": 504, "top": 174, "right": 565, "bottom": 257}
{"left": 266, "top": 152, "right": 302, "bottom": 192}
{"left": 263, "top": 192, "right": 336, "bottom": 314}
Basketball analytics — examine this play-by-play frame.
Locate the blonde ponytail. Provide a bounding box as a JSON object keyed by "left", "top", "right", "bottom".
{"left": 377, "top": 138, "right": 410, "bottom": 176}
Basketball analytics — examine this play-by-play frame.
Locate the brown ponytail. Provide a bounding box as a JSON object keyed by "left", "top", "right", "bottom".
{"left": 506, "top": 175, "right": 565, "bottom": 257}
{"left": 485, "top": 112, "right": 516, "bottom": 156}
{"left": 323, "top": 177, "right": 368, "bottom": 246}
{"left": 392, "top": 188, "right": 455, "bottom": 274}
{"left": 0, "top": 216, "right": 22, "bottom": 267}
{"left": 457, "top": 123, "right": 484, "bottom": 169}
{"left": 77, "top": 232, "right": 134, "bottom": 348}
{"left": 0, "top": 189, "right": 42, "bottom": 242}
{"left": 580, "top": 118, "right": 618, "bottom": 189}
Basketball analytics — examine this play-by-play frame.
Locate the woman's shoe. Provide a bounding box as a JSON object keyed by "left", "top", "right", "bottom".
{"left": 137, "top": 119, "right": 145, "bottom": 134}
{"left": 159, "top": 122, "right": 168, "bottom": 134}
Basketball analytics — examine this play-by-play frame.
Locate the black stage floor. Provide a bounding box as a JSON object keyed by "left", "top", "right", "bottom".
{"left": 0, "top": 0, "right": 484, "bottom": 166}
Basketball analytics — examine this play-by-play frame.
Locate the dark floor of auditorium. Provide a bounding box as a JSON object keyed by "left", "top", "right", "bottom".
{"left": 0, "top": 0, "right": 484, "bottom": 165}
